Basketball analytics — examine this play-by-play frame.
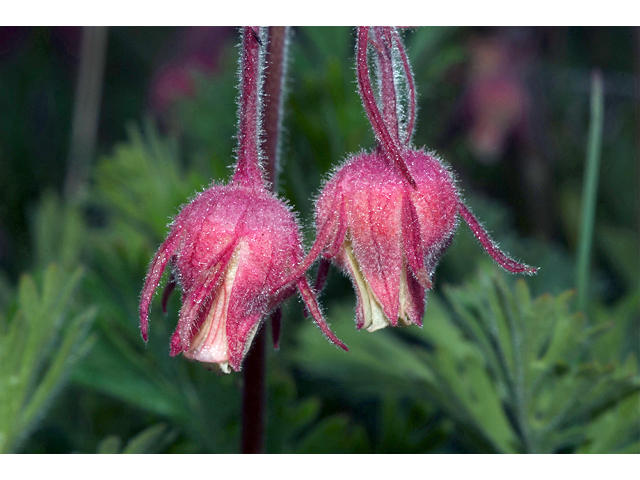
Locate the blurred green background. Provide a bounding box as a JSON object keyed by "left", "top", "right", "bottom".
{"left": 0, "top": 26, "right": 637, "bottom": 453}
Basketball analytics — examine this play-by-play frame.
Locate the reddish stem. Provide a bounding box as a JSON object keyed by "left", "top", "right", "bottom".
{"left": 261, "top": 26, "right": 289, "bottom": 190}
{"left": 240, "top": 26, "right": 290, "bottom": 455}
{"left": 372, "top": 27, "right": 399, "bottom": 143}
{"left": 241, "top": 324, "right": 266, "bottom": 454}
{"left": 356, "top": 26, "right": 417, "bottom": 188}
{"left": 233, "top": 26, "right": 266, "bottom": 189}
{"left": 391, "top": 28, "right": 416, "bottom": 144}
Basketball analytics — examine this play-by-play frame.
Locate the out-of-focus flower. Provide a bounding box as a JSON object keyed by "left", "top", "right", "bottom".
{"left": 140, "top": 27, "right": 346, "bottom": 373}
{"left": 149, "top": 27, "right": 235, "bottom": 114}
{"left": 279, "top": 27, "right": 537, "bottom": 332}
{"left": 463, "top": 32, "right": 531, "bottom": 162}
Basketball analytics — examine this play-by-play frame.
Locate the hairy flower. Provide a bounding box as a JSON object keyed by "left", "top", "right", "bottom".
{"left": 311, "top": 148, "right": 460, "bottom": 331}
{"left": 280, "top": 27, "right": 536, "bottom": 332}
{"left": 139, "top": 27, "right": 346, "bottom": 373}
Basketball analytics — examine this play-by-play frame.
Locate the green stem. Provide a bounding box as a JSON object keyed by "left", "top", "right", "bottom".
{"left": 576, "top": 70, "right": 605, "bottom": 316}
{"left": 64, "top": 27, "right": 109, "bottom": 202}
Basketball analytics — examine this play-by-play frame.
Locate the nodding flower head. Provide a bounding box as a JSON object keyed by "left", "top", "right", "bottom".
{"left": 310, "top": 148, "right": 460, "bottom": 331}
{"left": 280, "top": 26, "right": 537, "bottom": 332}
{"left": 139, "top": 27, "right": 346, "bottom": 373}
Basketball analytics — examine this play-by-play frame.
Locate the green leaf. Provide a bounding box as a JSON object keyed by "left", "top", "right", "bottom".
{"left": 30, "top": 190, "right": 86, "bottom": 270}
{"left": 95, "top": 424, "right": 177, "bottom": 454}
{"left": 97, "top": 436, "right": 122, "bottom": 454}
{"left": 293, "top": 268, "right": 639, "bottom": 453}
{"left": 295, "top": 415, "right": 370, "bottom": 454}
{"left": 0, "top": 264, "right": 96, "bottom": 453}
{"left": 94, "top": 121, "right": 205, "bottom": 242}
{"left": 122, "top": 423, "right": 176, "bottom": 454}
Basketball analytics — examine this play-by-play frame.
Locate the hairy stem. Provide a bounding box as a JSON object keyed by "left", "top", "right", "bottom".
{"left": 233, "top": 26, "right": 266, "bottom": 189}
{"left": 356, "top": 26, "right": 416, "bottom": 188}
{"left": 241, "top": 26, "right": 289, "bottom": 454}
{"left": 261, "top": 26, "right": 290, "bottom": 190}
{"left": 371, "top": 27, "right": 399, "bottom": 142}
{"left": 391, "top": 28, "right": 416, "bottom": 145}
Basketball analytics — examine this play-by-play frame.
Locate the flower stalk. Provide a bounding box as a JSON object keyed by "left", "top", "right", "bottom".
{"left": 241, "top": 26, "right": 288, "bottom": 455}
{"left": 233, "top": 27, "right": 267, "bottom": 189}
{"left": 139, "top": 28, "right": 346, "bottom": 453}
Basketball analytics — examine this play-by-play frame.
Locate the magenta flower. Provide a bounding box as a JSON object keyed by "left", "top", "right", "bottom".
{"left": 139, "top": 27, "right": 346, "bottom": 373}
{"left": 280, "top": 27, "right": 536, "bottom": 332}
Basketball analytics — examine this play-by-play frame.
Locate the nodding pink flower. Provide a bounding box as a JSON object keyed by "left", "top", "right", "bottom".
{"left": 279, "top": 27, "right": 536, "bottom": 332}
{"left": 139, "top": 27, "right": 346, "bottom": 373}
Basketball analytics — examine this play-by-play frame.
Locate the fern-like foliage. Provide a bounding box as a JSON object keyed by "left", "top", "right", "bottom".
{"left": 0, "top": 264, "right": 96, "bottom": 453}
{"left": 94, "top": 120, "right": 207, "bottom": 242}
{"left": 294, "top": 269, "right": 639, "bottom": 453}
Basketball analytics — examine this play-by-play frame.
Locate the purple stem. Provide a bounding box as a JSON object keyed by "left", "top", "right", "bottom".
{"left": 356, "top": 27, "right": 416, "bottom": 188}
{"left": 391, "top": 28, "right": 417, "bottom": 145}
{"left": 241, "top": 323, "right": 266, "bottom": 454}
{"left": 233, "top": 26, "right": 266, "bottom": 189}
{"left": 241, "top": 26, "right": 290, "bottom": 454}
{"left": 261, "top": 26, "right": 289, "bottom": 190}
{"left": 371, "top": 27, "right": 399, "bottom": 143}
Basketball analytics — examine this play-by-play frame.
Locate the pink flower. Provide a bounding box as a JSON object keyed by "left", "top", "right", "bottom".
{"left": 307, "top": 150, "right": 459, "bottom": 331}
{"left": 280, "top": 27, "right": 536, "bottom": 332}
{"left": 139, "top": 27, "right": 346, "bottom": 373}
{"left": 463, "top": 33, "right": 531, "bottom": 161}
{"left": 139, "top": 184, "right": 345, "bottom": 372}
{"left": 149, "top": 27, "right": 234, "bottom": 114}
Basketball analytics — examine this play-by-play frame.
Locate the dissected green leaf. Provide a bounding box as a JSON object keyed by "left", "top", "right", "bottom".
{"left": 294, "top": 268, "right": 639, "bottom": 453}
{"left": 30, "top": 190, "right": 86, "bottom": 270}
{"left": 0, "top": 264, "right": 96, "bottom": 453}
{"left": 94, "top": 121, "right": 205, "bottom": 242}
